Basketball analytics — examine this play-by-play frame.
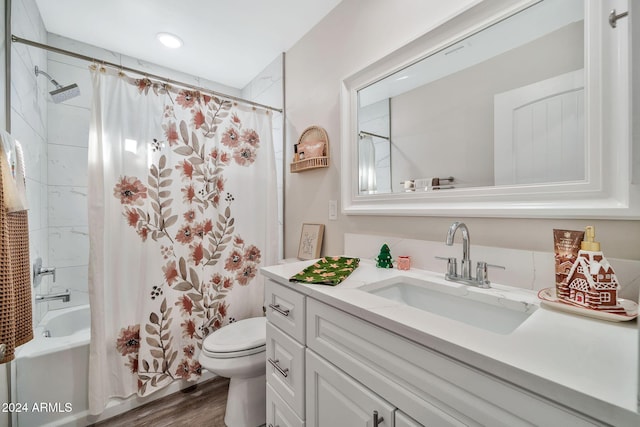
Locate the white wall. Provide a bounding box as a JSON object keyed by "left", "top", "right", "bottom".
{"left": 284, "top": 0, "right": 640, "bottom": 261}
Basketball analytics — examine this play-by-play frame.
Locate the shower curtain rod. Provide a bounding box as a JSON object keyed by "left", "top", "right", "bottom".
{"left": 359, "top": 130, "right": 389, "bottom": 140}
{"left": 11, "top": 35, "right": 283, "bottom": 113}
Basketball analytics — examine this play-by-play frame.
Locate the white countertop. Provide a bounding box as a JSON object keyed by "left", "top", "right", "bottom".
{"left": 261, "top": 258, "right": 640, "bottom": 426}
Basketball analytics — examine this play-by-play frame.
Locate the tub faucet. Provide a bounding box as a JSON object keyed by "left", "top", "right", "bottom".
{"left": 35, "top": 289, "right": 71, "bottom": 303}
{"left": 439, "top": 221, "right": 504, "bottom": 288}
{"left": 37, "top": 267, "right": 56, "bottom": 280}
{"left": 33, "top": 258, "right": 56, "bottom": 286}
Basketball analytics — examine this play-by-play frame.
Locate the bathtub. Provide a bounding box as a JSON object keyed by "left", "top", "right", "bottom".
{"left": 13, "top": 305, "right": 91, "bottom": 427}
{"left": 12, "top": 304, "right": 215, "bottom": 427}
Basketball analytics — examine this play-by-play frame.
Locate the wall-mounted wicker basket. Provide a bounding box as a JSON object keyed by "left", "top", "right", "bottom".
{"left": 290, "top": 126, "right": 329, "bottom": 173}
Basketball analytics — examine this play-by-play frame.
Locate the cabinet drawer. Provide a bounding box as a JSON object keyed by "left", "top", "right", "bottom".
{"left": 307, "top": 298, "right": 598, "bottom": 427}
{"left": 267, "top": 322, "right": 305, "bottom": 418}
{"left": 266, "top": 280, "right": 306, "bottom": 342}
{"left": 267, "top": 383, "right": 305, "bottom": 427}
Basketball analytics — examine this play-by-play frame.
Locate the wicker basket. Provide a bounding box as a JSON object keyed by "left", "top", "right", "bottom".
{"left": 290, "top": 126, "right": 329, "bottom": 173}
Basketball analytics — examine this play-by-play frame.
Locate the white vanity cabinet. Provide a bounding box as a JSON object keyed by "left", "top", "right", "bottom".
{"left": 265, "top": 278, "right": 605, "bottom": 427}
{"left": 306, "top": 298, "right": 601, "bottom": 427}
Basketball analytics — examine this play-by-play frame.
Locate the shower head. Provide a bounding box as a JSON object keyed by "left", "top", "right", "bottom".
{"left": 35, "top": 66, "right": 81, "bottom": 103}
{"left": 49, "top": 83, "right": 81, "bottom": 104}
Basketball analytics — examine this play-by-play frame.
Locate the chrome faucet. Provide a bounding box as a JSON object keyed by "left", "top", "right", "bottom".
{"left": 446, "top": 221, "right": 471, "bottom": 279}
{"left": 35, "top": 289, "right": 71, "bottom": 303}
{"left": 33, "top": 258, "right": 56, "bottom": 286}
{"left": 438, "top": 221, "right": 504, "bottom": 289}
{"left": 37, "top": 267, "right": 56, "bottom": 280}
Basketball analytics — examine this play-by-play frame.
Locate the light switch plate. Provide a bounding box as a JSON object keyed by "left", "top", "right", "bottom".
{"left": 329, "top": 200, "right": 337, "bottom": 220}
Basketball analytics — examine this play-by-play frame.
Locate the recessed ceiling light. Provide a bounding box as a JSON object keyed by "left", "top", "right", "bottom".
{"left": 156, "top": 32, "right": 183, "bottom": 49}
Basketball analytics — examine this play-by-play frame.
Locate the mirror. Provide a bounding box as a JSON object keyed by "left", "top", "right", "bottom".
{"left": 358, "top": 0, "right": 584, "bottom": 194}
{"left": 341, "top": 0, "right": 639, "bottom": 218}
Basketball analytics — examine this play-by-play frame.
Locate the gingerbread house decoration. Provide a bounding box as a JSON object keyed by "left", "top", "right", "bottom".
{"left": 557, "top": 259, "right": 575, "bottom": 275}
{"left": 559, "top": 251, "right": 625, "bottom": 313}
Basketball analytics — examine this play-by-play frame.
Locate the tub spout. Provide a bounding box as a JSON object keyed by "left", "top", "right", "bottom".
{"left": 35, "top": 289, "right": 71, "bottom": 303}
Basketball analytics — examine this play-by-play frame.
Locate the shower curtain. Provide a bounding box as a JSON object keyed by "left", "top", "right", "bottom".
{"left": 87, "top": 67, "right": 278, "bottom": 414}
{"left": 359, "top": 135, "right": 377, "bottom": 193}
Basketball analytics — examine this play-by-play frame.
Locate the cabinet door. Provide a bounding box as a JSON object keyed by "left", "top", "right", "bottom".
{"left": 396, "top": 411, "right": 423, "bottom": 427}
{"left": 306, "top": 350, "right": 394, "bottom": 427}
{"left": 267, "top": 384, "right": 305, "bottom": 427}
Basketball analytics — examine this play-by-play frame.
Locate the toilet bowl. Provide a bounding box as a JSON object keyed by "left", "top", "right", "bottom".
{"left": 199, "top": 316, "right": 267, "bottom": 427}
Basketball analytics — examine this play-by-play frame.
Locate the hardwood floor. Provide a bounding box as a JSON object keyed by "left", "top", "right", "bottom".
{"left": 91, "top": 377, "right": 230, "bottom": 427}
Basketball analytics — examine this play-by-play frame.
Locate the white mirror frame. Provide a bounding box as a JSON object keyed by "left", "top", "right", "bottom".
{"left": 340, "top": 0, "right": 640, "bottom": 218}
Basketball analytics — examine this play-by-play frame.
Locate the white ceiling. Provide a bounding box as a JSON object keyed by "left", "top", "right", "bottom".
{"left": 34, "top": 0, "right": 343, "bottom": 89}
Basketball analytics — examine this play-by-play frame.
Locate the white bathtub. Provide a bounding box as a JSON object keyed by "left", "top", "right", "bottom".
{"left": 12, "top": 304, "right": 215, "bottom": 427}
{"left": 13, "top": 305, "right": 91, "bottom": 427}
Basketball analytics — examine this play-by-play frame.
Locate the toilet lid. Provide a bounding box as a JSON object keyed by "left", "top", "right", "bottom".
{"left": 202, "top": 317, "right": 266, "bottom": 356}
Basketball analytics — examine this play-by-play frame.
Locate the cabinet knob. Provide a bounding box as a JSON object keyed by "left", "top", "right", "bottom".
{"left": 268, "top": 303, "right": 290, "bottom": 317}
{"left": 268, "top": 358, "right": 289, "bottom": 378}
{"left": 373, "top": 410, "right": 384, "bottom": 426}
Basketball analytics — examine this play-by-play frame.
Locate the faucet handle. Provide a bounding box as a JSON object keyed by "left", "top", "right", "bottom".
{"left": 476, "top": 261, "right": 505, "bottom": 287}
{"left": 435, "top": 256, "right": 457, "bottom": 277}
{"left": 39, "top": 267, "right": 56, "bottom": 282}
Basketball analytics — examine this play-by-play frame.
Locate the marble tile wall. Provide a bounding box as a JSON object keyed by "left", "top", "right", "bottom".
{"left": 45, "top": 50, "right": 92, "bottom": 310}
{"left": 11, "top": 0, "right": 49, "bottom": 325}
{"left": 345, "top": 232, "right": 640, "bottom": 302}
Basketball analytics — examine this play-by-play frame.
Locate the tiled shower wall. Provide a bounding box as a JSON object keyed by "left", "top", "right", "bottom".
{"left": 44, "top": 48, "right": 92, "bottom": 310}
{"left": 11, "top": 0, "right": 49, "bottom": 325}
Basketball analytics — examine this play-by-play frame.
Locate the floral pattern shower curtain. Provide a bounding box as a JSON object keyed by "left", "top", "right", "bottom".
{"left": 87, "top": 67, "right": 278, "bottom": 414}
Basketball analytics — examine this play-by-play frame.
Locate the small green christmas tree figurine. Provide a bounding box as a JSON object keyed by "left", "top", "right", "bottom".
{"left": 375, "top": 243, "right": 394, "bottom": 268}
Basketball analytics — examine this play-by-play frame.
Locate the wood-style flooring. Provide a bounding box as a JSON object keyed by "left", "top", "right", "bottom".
{"left": 90, "top": 377, "right": 229, "bottom": 427}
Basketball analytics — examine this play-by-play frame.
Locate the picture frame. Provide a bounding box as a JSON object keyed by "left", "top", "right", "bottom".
{"left": 297, "top": 223, "right": 325, "bottom": 260}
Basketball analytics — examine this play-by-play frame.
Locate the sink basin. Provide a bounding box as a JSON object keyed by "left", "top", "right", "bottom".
{"left": 360, "top": 276, "right": 537, "bottom": 335}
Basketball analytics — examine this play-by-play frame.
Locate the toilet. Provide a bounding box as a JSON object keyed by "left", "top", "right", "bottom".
{"left": 199, "top": 316, "right": 267, "bottom": 427}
